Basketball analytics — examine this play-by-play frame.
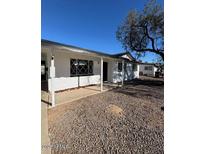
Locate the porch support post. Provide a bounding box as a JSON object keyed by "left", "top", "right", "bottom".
{"left": 50, "top": 55, "right": 55, "bottom": 107}
{"left": 122, "top": 60, "right": 124, "bottom": 86}
{"left": 100, "top": 57, "right": 103, "bottom": 92}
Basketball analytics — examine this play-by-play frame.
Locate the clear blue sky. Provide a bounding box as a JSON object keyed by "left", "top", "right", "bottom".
{"left": 42, "top": 0, "right": 163, "bottom": 62}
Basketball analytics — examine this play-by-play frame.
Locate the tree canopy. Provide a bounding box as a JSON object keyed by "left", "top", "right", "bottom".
{"left": 116, "top": 0, "right": 164, "bottom": 61}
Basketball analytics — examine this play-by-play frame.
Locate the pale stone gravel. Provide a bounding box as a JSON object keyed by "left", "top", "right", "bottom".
{"left": 48, "top": 78, "right": 164, "bottom": 154}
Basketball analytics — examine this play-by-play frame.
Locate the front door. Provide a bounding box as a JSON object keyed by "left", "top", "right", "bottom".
{"left": 103, "top": 62, "right": 108, "bottom": 81}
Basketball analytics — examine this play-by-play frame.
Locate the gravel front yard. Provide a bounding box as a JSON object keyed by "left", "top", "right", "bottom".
{"left": 48, "top": 77, "right": 164, "bottom": 154}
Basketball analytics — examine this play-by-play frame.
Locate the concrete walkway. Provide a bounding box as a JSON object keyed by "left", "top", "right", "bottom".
{"left": 42, "top": 84, "right": 119, "bottom": 107}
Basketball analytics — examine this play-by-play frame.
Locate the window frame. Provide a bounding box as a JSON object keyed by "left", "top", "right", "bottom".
{"left": 70, "top": 59, "right": 94, "bottom": 77}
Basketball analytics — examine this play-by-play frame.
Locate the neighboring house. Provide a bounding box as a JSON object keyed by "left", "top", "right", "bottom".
{"left": 139, "top": 63, "right": 158, "bottom": 77}
{"left": 41, "top": 40, "right": 140, "bottom": 94}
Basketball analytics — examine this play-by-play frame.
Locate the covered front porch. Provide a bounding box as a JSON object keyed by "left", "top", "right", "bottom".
{"left": 41, "top": 41, "right": 125, "bottom": 107}
{"left": 41, "top": 83, "right": 120, "bottom": 106}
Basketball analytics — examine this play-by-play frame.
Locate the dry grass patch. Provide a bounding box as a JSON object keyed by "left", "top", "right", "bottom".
{"left": 105, "top": 104, "right": 124, "bottom": 117}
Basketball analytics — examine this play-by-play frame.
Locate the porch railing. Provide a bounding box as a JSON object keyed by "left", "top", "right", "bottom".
{"left": 48, "top": 75, "right": 100, "bottom": 92}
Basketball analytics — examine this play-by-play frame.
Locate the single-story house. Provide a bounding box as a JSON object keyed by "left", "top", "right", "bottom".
{"left": 41, "top": 39, "right": 140, "bottom": 106}
{"left": 139, "top": 63, "right": 158, "bottom": 77}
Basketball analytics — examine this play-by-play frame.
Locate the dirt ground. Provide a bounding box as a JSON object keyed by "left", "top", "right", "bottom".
{"left": 48, "top": 76, "right": 164, "bottom": 154}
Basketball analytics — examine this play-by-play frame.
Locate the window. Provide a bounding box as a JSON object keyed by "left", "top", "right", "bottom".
{"left": 77, "top": 60, "right": 88, "bottom": 75}
{"left": 70, "top": 59, "right": 93, "bottom": 76}
{"left": 144, "top": 66, "right": 152, "bottom": 70}
{"left": 71, "top": 59, "right": 78, "bottom": 75}
{"left": 118, "top": 62, "right": 122, "bottom": 72}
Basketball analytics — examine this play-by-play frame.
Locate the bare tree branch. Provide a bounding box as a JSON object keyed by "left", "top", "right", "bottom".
{"left": 116, "top": 0, "right": 164, "bottom": 61}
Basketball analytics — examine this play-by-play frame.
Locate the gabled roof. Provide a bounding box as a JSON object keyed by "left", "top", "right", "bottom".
{"left": 42, "top": 39, "right": 139, "bottom": 63}
{"left": 112, "top": 52, "right": 136, "bottom": 61}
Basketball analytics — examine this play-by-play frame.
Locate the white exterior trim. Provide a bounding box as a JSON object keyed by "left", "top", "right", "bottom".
{"left": 100, "top": 57, "right": 103, "bottom": 91}
{"left": 50, "top": 55, "right": 55, "bottom": 107}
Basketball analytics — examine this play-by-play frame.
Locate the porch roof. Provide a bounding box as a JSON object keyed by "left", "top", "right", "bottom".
{"left": 42, "top": 39, "right": 139, "bottom": 63}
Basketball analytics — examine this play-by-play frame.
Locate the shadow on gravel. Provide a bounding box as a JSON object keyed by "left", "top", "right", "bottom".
{"left": 112, "top": 78, "right": 164, "bottom": 100}
{"left": 124, "top": 78, "right": 164, "bottom": 87}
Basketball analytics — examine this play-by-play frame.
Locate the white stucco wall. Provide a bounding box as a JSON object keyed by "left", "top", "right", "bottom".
{"left": 111, "top": 61, "right": 122, "bottom": 83}
{"left": 42, "top": 48, "right": 101, "bottom": 78}
{"left": 93, "top": 60, "right": 101, "bottom": 75}
{"left": 133, "top": 64, "right": 140, "bottom": 78}
{"left": 110, "top": 61, "right": 139, "bottom": 83}
{"left": 54, "top": 51, "right": 101, "bottom": 78}
{"left": 124, "top": 62, "right": 133, "bottom": 81}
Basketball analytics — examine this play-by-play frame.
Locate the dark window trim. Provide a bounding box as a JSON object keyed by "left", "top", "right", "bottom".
{"left": 70, "top": 59, "right": 94, "bottom": 76}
